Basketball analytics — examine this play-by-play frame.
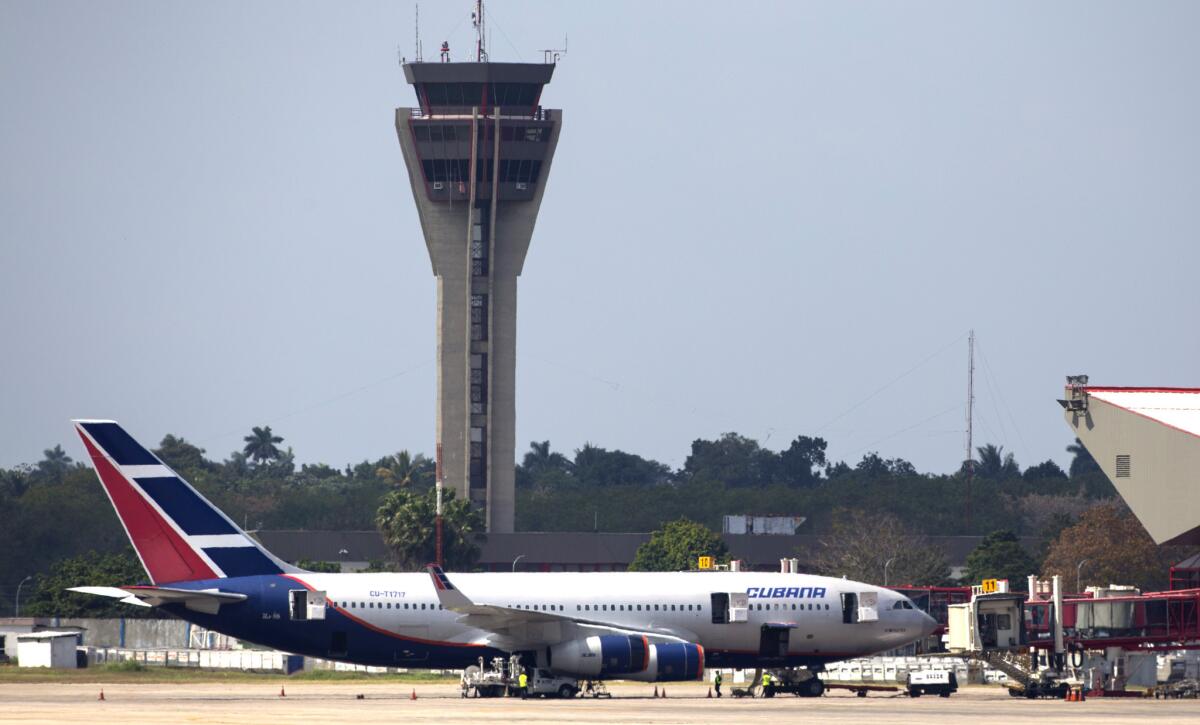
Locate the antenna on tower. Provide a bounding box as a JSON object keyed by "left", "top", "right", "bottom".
{"left": 472, "top": 0, "right": 487, "bottom": 62}
{"left": 965, "top": 329, "right": 975, "bottom": 532}
{"left": 541, "top": 35, "right": 568, "bottom": 64}
{"left": 415, "top": 3, "right": 423, "bottom": 62}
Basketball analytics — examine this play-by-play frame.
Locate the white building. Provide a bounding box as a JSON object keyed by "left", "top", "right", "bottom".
{"left": 16, "top": 631, "right": 80, "bottom": 668}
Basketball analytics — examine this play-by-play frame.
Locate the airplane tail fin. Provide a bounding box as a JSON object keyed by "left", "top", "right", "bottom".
{"left": 72, "top": 420, "right": 299, "bottom": 584}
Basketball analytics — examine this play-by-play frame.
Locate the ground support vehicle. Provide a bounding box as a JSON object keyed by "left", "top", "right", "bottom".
{"left": 581, "top": 680, "right": 612, "bottom": 698}
{"left": 461, "top": 657, "right": 580, "bottom": 698}
{"left": 1154, "top": 680, "right": 1200, "bottom": 699}
{"left": 522, "top": 667, "right": 581, "bottom": 698}
{"left": 460, "top": 656, "right": 515, "bottom": 698}
{"left": 761, "top": 668, "right": 826, "bottom": 698}
{"left": 906, "top": 670, "right": 957, "bottom": 697}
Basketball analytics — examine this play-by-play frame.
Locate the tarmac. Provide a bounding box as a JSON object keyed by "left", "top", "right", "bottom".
{"left": 4, "top": 681, "right": 1199, "bottom": 724}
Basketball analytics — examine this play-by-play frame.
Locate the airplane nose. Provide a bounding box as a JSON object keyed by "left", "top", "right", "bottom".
{"left": 919, "top": 611, "right": 938, "bottom": 637}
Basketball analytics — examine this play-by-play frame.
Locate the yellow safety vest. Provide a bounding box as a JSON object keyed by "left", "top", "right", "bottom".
{"left": 519, "top": 673, "right": 528, "bottom": 688}
{"left": 762, "top": 673, "right": 770, "bottom": 687}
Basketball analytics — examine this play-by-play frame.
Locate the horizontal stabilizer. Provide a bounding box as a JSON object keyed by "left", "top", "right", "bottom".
{"left": 68, "top": 585, "right": 247, "bottom": 615}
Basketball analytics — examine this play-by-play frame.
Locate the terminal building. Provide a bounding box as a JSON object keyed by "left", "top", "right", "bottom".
{"left": 395, "top": 59, "right": 561, "bottom": 533}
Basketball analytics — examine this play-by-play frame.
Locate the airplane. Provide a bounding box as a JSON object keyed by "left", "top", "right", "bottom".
{"left": 67, "top": 419, "right": 937, "bottom": 690}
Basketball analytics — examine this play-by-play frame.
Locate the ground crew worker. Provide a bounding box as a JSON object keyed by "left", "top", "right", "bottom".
{"left": 440, "top": 41, "right": 450, "bottom": 62}
{"left": 517, "top": 670, "right": 529, "bottom": 699}
{"left": 761, "top": 671, "right": 771, "bottom": 696}
{"left": 714, "top": 670, "right": 723, "bottom": 698}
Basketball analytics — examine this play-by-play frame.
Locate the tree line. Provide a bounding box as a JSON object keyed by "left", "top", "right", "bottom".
{"left": 0, "top": 424, "right": 1156, "bottom": 615}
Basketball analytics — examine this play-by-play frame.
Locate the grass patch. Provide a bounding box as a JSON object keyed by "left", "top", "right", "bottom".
{"left": 0, "top": 663, "right": 458, "bottom": 685}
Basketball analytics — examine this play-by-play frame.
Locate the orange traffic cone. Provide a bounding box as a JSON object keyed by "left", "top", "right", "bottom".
{"left": 707, "top": 687, "right": 712, "bottom": 698}
{"left": 280, "top": 686, "right": 286, "bottom": 697}
{"left": 653, "top": 686, "right": 658, "bottom": 698}
{"left": 411, "top": 688, "right": 418, "bottom": 700}
{"left": 661, "top": 688, "right": 667, "bottom": 698}
{"left": 98, "top": 689, "right": 105, "bottom": 701}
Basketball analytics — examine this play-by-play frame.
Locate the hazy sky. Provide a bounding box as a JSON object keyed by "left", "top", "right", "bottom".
{"left": 2, "top": 1, "right": 1197, "bottom": 477}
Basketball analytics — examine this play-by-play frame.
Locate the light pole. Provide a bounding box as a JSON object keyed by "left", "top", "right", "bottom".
{"left": 1076, "top": 559, "right": 1089, "bottom": 594}
{"left": 512, "top": 554, "right": 526, "bottom": 572}
{"left": 883, "top": 557, "right": 897, "bottom": 587}
{"left": 14, "top": 575, "right": 32, "bottom": 617}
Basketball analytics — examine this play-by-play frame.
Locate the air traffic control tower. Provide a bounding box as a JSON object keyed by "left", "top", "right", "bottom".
{"left": 395, "top": 60, "right": 560, "bottom": 533}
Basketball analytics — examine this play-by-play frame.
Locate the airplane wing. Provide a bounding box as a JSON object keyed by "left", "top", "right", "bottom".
{"left": 426, "top": 565, "right": 693, "bottom": 650}
{"left": 68, "top": 585, "right": 247, "bottom": 615}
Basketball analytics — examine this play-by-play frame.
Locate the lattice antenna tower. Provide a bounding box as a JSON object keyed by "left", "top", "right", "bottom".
{"left": 472, "top": 0, "right": 488, "bottom": 62}
{"left": 965, "top": 329, "right": 975, "bottom": 531}
{"left": 415, "top": 4, "right": 423, "bottom": 62}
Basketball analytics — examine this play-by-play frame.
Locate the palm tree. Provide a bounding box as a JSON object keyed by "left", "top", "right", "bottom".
{"left": 975, "top": 444, "right": 1020, "bottom": 479}
{"left": 1066, "top": 438, "right": 1100, "bottom": 478}
{"left": 37, "top": 445, "right": 73, "bottom": 480}
{"left": 522, "top": 440, "right": 571, "bottom": 474}
{"left": 242, "top": 426, "right": 284, "bottom": 464}
{"left": 376, "top": 451, "right": 431, "bottom": 488}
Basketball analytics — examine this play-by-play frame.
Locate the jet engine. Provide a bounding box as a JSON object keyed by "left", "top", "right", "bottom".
{"left": 548, "top": 634, "right": 648, "bottom": 677}
{"left": 548, "top": 635, "right": 704, "bottom": 682}
{"left": 626, "top": 642, "right": 705, "bottom": 682}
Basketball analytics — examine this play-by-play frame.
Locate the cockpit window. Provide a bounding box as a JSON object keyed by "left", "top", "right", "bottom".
{"left": 893, "top": 600, "right": 915, "bottom": 610}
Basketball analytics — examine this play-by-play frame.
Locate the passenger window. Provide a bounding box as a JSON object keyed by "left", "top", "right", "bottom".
{"left": 654, "top": 604, "right": 660, "bottom": 611}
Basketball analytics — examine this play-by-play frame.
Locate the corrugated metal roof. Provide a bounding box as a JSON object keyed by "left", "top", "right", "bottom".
{"left": 1087, "top": 388, "right": 1200, "bottom": 439}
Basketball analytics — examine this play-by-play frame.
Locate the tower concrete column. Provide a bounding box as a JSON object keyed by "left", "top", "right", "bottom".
{"left": 395, "top": 62, "right": 560, "bottom": 533}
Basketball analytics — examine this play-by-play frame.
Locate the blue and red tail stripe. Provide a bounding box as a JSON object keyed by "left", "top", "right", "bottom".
{"left": 74, "top": 420, "right": 296, "bottom": 584}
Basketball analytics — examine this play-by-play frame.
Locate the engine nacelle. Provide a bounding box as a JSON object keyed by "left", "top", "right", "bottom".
{"left": 548, "top": 634, "right": 649, "bottom": 678}
{"left": 627, "top": 642, "right": 705, "bottom": 682}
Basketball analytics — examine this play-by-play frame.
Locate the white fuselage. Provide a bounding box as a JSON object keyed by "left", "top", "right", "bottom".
{"left": 280, "top": 569, "right": 936, "bottom": 668}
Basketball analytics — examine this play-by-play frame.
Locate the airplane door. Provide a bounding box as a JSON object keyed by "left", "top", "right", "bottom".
{"left": 289, "top": 590, "right": 327, "bottom": 621}
{"left": 759, "top": 625, "right": 790, "bottom": 659}
{"left": 841, "top": 593, "right": 858, "bottom": 623}
{"left": 289, "top": 590, "right": 308, "bottom": 621}
{"left": 858, "top": 591, "right": 878, "bottom": 623}
{"left": 711, "top": 592, "right": 749, "bottom": 624}
{"left": 711, "top": 593, "right": 729, "bottom": 624}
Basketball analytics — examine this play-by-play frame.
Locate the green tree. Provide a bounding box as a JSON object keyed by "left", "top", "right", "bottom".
{"left": 683, "top": 433, "right": 774, "bottom": 487}
{"left": 810, "top": 509, "right": 951, "bottom": 585}
{"left": 629, "top": 518, "right": 728, "bottom": 572}
{"left": 297, "top": 559, "right": 341, "bottom": 573}
{"left": 1023, "top": 459, "right": 1067, "bottom": 481}
{"left": 376, "top": 486, "right": 483, "bottom": 571}
{"left": 242, "top": 426, "right": 284, "bottom": 464}
{"left": 776, "top": 435, "right": 827, "bottom": 487}
{"left": 964, "top": 530, "right": 1038, "bottom": 590}
{"left": 23, "top": 549, "right": 157, "bottom": 618}
{"left": 154, "top": 435, "right": 214, "bottom": 474}
{"left": 571, "top": 444, "right": 671, "bottom": 487}
{"left": 854, "top": 452, "right": 917, "bottom": 478}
